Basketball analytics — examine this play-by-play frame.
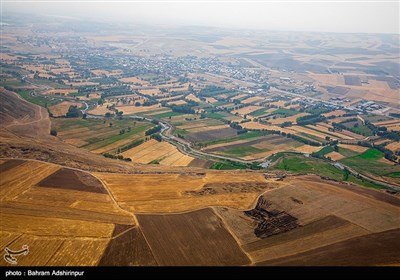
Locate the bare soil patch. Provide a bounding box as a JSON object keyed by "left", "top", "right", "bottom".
{"left": 38, "top": 168, "right": 107, "bottom": 194}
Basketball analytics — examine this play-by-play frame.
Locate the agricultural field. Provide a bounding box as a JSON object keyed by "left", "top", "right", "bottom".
{"left": 137, "top": 209, "right": 250, "bottom": 266}
{"left": 215, "top": 175, "right": 400, "bottom": 265}
{"left": 373, "top": 119, "right": 400, "bottom": 132}
{"left": 95, "top": 171, "right": 277, "bottom": 213}
{"left": 2, "top": 18, "right": 400, "bottom": 267}
{"left": 49, "top": 101, "right": 82, "bottom": 117}
{"left": 185, "top": 127, "right": 238, "bottom": 144}
{"left": 51, "top": 118, "right": 154, "bottom": 154}
{"left": 0, "top": 159, "right": 135, "bottom": 266}
{"left": 121, "top": 139, "right": 194, "bottom": 166}
{"left": 232, "top": 105, "right": 264, "bottom": 116}
{"left": 339, "top": 148, "right": 400, "bottom": 182}
{"left": 204, "top": 134, "right": 304, "bottom": 160}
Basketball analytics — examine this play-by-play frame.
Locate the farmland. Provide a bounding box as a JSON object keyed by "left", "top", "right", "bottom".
{"left": 137, "top": 209, "right": 250, "bottom": 266}
{"left": 1, "top": 15, "right": 400, "bottom": 267}
{"left": 94, "top": 171, "right": 276, "bottom": 213}
{"left": 51, "top": 118, "right": 154, "bottom": 154}
{"left": 121, "top": 139, "right": 194, "bottom": 166}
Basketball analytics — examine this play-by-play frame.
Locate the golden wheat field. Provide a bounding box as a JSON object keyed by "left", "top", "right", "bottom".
{"left": 121, "top": 139, "right": 194, "bottom": 166}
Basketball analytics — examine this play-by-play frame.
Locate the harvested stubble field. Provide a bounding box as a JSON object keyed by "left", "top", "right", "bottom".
{"left": 49, "top": 101, "right": 82, "bottom": 117}
{"left": 87, "top": 104, "right": 114, "bottom": 115}
{"left": 1, "top": 158, "right": 399, "bottom": 266}
{"left": 185, "top": 93, "right": 201, "bottom": 103}
{"left": 215, "top": 175, "right": 400, "bottom": 265}
{"left": 137, "top": 208, "right": 251, "bottom": 266}
{"left": 241, "top": 96, "right": 265, "bottom": 104}
{"left": 95, "top": 171, "right": 278, "bottom": 213}
{"left": 268, "top": 112, "right": 309, "bottom": 125}
{"left": 115, "top": 104, "right": 161, "bottom": 115}
{"left": 121, "top": 139, "right": 194, "bottom": 166}
{"left": 0, "top": 159, "right": 138, "bottom": 266}
{"left": 385, "top": 141, "right": 400, "bottom": 153}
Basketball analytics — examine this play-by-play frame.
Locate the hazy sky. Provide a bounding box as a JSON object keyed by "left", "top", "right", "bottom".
{"left": 2, "top": 0, "right": 400, "bottom": 34}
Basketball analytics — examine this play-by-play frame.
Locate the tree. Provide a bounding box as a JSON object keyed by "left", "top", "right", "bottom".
{"left": 66, "top": 106, "right": 80, "bottom": 118}
{"left": 82, "top": 113, "right": 87, "bottom": 119}
{"left": 334, "top": 145, "right": 339, "bottom": 152}
{"left": 135, "top": 102, "right": 141, "bottom": 107}
{"left": 151, "top": 133, "right": 162, "bottom": 142}
{"left": 105, "top": 112, "right": 112, "bottom": 118}
{"left": 50, "top": 129, "right": 57, "bottom": 136}
{"left": 109, "top": 122, "right": 113, "bottom": 127}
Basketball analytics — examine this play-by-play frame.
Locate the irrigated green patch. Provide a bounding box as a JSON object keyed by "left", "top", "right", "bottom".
{"left": 272, "top": 108, "right": 299, "bottom": 117}
{"left": 52, "top": 118, "right": 154, "bottom": 152}
{"left": 358, "top": 148, "right": 384, "bottom": 160}
{"left": 17, "top": 89, "right": 62, "bottom": 108}
{"left": 272, "top": 153, "right": 385, "bottom": 189}
{"left": 385, "top": 172, "right": 400, "bottom": 178}
{"left": 340, "top": 148, "right": 400, "bottom": 176}
{"left": 83, "top": 124, "right": 153, "bottom": 150}
{"left": 205, "top": 112, "right": 226, "bottom": 120}
{"left": 314, "top": 146, "right": 334, "bottom": 157}
{"left": 174, "top": 128, "right": 189, "bottom": 136}
{"left": 250, "top": 108, "right": 269, "bottom": 117}
{"left": 337, "top": 147, "right": 359, "bottom": 158}
{"left": 275, "top": 154, "right": 344, "bottom": 181}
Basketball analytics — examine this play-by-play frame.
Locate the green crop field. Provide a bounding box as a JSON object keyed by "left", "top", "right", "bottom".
{"left": 17, "top": 90, "right": 62, "bottom": 108}
{"left": 340, "top": 148, "right": 400, "bottom": 176}
{"left": 272, "top": 108, "right": 299, "bottom": 117}
{"left": 385, "top": 172, "right": 400, "bottom": 178}
{"left": 314, "top": 146, "right": 335, "bottom": 157}
{"left": 337, "top": 147, "right": 359, "bottom": 158}
{"left": 249, "top": 108, "right": 269, "bottom": 117}
{"left": 273, "top": 153, "right": 385, "bottom": 189}
{"left": 358, "top": 148, "right": 384, "bottom": 160}
{"left": 205, "top": 112, "right": 226, "bottom": 119}
{"left": 83, "top": 124, "right": 152, "bottom": 150}
{"left": 52, "top": 118, "right": 154, "bottom": 152}
{"left": 275, "top": 154, "right": 344, "bottom": 181}
{"left": 351, "top": 125, "right": 373, "bottom": 136}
